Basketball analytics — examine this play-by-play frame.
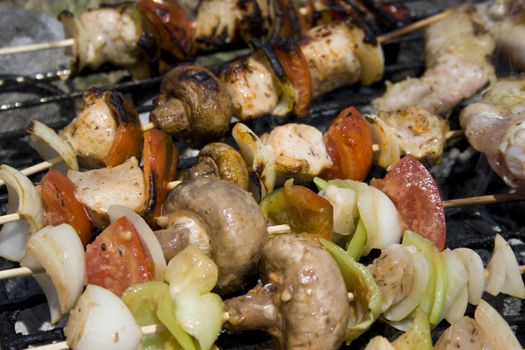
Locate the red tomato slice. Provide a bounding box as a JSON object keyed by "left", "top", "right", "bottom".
{"left": 371, "top": 155, "right": 446, "bottom": 250}
{"left": 322, "top": 107, "right": 373, "bottom": 181}
{"left": 40, "top": 169, "right": 92, "bottom": 247}
{"left": 86, "top": 217, "right": 151, "bottom": 296}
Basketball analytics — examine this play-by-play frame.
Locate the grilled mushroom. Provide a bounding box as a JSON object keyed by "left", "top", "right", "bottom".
{"left": 224, "top": 234, "right": 349, "bottom": 350}
{"left": 155, "top": 177, "right": 267, "bottom": 294}
{"left": 150, "top": 64, "right": 232, "bottom": 147}
{"left": 179, "top": 142, "right": 249, "bottom": 190}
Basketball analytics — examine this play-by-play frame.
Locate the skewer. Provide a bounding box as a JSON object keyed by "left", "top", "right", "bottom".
{"left": 0, "top": 8, "right": 451, "bottom": 57}
{"left": 442, "top": 193, "right": 525, "bottom": 208}
{"left": 0, "top": 38, "right": 74, "bottom": 56}
{"left": 21, "top": 324, "right": 162, "bottom": 350}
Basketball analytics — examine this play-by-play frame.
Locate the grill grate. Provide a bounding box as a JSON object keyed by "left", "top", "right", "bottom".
{"left": 0, "top": 0, "right": 524, "bottom": 349}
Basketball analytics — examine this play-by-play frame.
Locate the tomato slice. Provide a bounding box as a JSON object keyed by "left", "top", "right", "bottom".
{"left": 371, "top": 156, "right": 446, "bottom": 250}
{"left": 321, "top": 107, "right": 373, "bottom": 181}
{"left": 103, "top": 91, "right": 144, "bottom": 167}
{"left": 143, "top": 129, "right": 178, "bottom": 227}
{"left": 274, "top": 39, "right": 313, "bottom": 117}
{"left": 261, "top": 180, "right": 333, "bottom": 240}
{"left": 86, "top": 216, "right": 151, "bottom": 296}
{"left": 39, "top": 169, "right": 92, "bottom": 247}
{"left": 137, "top": 0, "right": 194, "bottom": 64}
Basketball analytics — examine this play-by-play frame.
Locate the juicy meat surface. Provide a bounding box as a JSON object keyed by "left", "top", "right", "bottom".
{"left": 373, "top": 5, "right": 495, "bottom": 116}
{"left": 68, "top": 157, "right": 145, "bottom": 228}
{"left": 460, "top": 77, "right": 525, "bottom": 189}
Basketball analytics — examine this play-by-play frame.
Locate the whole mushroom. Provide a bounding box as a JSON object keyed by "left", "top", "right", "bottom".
{"left": 224, "top": 234, "right": 349, "bottom": 350}
{"left": 150, "top": 64, "right": 233, "bottom": 148}
{"left": 154, "top": 177, "right": 267, "bottom": 294}
{"left": 179, "top": 142, "right": 249, "bottom": 190}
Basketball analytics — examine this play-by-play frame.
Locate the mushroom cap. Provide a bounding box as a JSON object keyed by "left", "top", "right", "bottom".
{"left": 181, "top": 143, "right": 249, "bottom": 190}
{"left": 162, "top": 177, "right": 267, "bottom": 294}
{"left": 150, "top": 64, "right": 232, "bottom": 147}
{"left": 261, "top": 234, "right": 349, "bottom": 350}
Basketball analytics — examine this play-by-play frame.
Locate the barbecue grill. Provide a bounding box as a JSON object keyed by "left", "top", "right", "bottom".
{"left": 0, "top": 0, "right": 524, "bottom": 349}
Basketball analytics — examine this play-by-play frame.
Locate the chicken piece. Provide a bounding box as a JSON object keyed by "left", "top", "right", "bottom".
{"left": 263, "top": 123, "right": 332, "bottom": 184}
{"left": 68, "top": 158, "right": 145, "bottom": 228}
{"left": 377, "top": 106, "right": 449, "bottom": 161}
{"left": 220, "top": 54, "right": 279, "bottom": 120}
{"left": 435, "top": 317, "right": 495, "bottom": 350}
{"left": 368, "top": 244, "right": 415, "bottom": 313}
{"left": 62, "top": 90, "right": 117, "bottom": 168}
{"left": 300, "top": 23, "right": 362, "bottom": 97}
{"left": 460, "top": 77, "right": 525, "bottom": 189}
{"left": 194, "top": 0, "right": 241, "bottom": 50}
{"left": 59, "top": 6, "right": 141, "bottom": 73}
{"left": 373, "top": 5, "right": 495, "bottom": 116}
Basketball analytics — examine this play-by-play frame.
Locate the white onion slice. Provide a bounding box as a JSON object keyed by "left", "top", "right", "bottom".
{"left": 108, "top": 205, "right": 167, "bottom": 281}
{"left": 365, "top": 114, "right": 401, "bottom": 169}
{"left": 349, "top": 181, "right": 401, "bottom": 254}
{"left": 0, "top": 165, "right": 44, "bottom": 261}
{"left": 475, "top": 299, "right": 522, "bottom": 350}
{"left": 320, "top": 185, "right": 358, "bottom": 235}
{"left": 485, "top": 241, "right": 506, "bottom": 296}
{"left": 20, "top": 224, "right": 85, "bottom": 323}
{"left": 442, "top": 249, "right": 469, "bottom": 319}
{"left": 232, "top": 123, "right": 276, "bottom": 198}
{"left": 494, "top": 234, "right": 525, "bottom": 298}
{"left": 364, "top": 336, "right": 395, "bottom": 350}
{"left": 454, "top": 247, "right": 485, "bottom": 305}
{"left": 28, "top": 120, "right": 78, "bottom": 171}
{"left": 383, "top": 250, "right": 429, "bottom": 321}
{"left": 65, "top": 284, "right": 142, "bottom": 350}
{"left": 444, "top": 285, "right": 468, "bottom": 324}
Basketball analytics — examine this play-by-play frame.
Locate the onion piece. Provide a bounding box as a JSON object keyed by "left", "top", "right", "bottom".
{"left": 442, "top": 249, "right": 468, "bottom": 320}
{"left": 485, "top": 247, "right": 505, "bottom": 296}
{"left": 365, "top": 114, "right": 401, "bottom": 169}
{"left": 344, "top": 180, "right": 401, "bottom": 254}
{"left": 494, "top": 234, "right": 525, "bottom": 298}
{"left": 20, "top": 224, "right": 85, "bottom": 323}
{"left": 444, "top": 285, "right": 468, "bottom": 324}
{"left": 475, "top": 299, "right": 522, "bottom": 350}
{"left": 364, "top": 336, "right": 395, "bottom": 350}
{"left": 232, "top": 123, "right": 276, "bottom": 198}
{"left": 384, "top": 250, "right": 429, "bottom": 322}
{"left": 453, "top": 247, "right": 485, "bottom": 305}
{"left": 319, "top": 185, "right": 358, "bottom": 235}
{"left": 28, "top": 120, "right": 79, "bottom": 171}
{"left": 348, "top": 27, "right": 384, "bottom": 85}
{"left": 0, "top": 165, "right": 44, "bottom": 261}
{"left": 108, "top": 205, "right": 167, "bottom": 281}
{"left": 65, "top": 284, "right": 142, "bottom": 350}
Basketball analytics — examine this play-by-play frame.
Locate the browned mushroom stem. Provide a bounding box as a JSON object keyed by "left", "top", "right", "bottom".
{"left": 179, "top": 142, "right": 249, "bottom": 190}
{"left": 150, "top": 64, "right": 233, "bottom": 148}
{"left": 156, "top": 177, "right": 267, "bottom": 294}
{"left": 224, "top": 234, "right": 349, "bottom": 350}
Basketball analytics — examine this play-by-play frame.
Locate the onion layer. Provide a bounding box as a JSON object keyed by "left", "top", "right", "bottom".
{"left": 28, "top": 120, "right": 79, "bottom": 171}
{"left": 453, "top": 247, "right": 484, "bottom": 305}
{"left": 365, "top": 114, "right": 401, "bottom": 169}
{"left": 65, "top": 284, "right": 142, "bottom": 350}
{"left": 475, "top": 299, "right": 522, "bottom": 350}
{"left": 108, "top": 205, "right": 167, "bottom": 281}
{"left": 0, "top": 165, "right": 44, "bottom": 261}
{"left": 442, "top": 249, "right": 468, "bottom": 321}
{"left": 493, "top": 234, "right": 525, "bottom": 298}
{"left": 20, "top": 224, "right": 85, "bottom": 323}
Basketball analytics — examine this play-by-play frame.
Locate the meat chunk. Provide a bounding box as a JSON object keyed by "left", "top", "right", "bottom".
{"left": 460, "top": 77, "right": 525, "bottom": 189}
{"left": 300, "top": 23, "right": 362, "bottom": 97}
{"left": 62, "top": 90, "right": 117, "bottom": 168}
{"left": 264, "top": 123, "right": 332, "bottom": 184}
{"left": 373, "top": 5, "right": 495, "bottom": 116}
{"left": 68, "top": 158, "right": 145, "bottom": 228}
{"left": 194, "top": 0, "right": 240, "bottom": 50}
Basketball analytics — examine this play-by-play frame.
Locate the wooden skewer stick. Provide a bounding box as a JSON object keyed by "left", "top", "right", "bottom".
{"left": 22, "top": 324, "right": 162, "bottom": 350}
{"left": 0, "top": 223, "right": 291, "bottom": 280}
{"left": 0, "top": 8, "right": 451, "bottom": 57}
{"left": 0, "top": 213, "right": 21, "bottom": 225}
{"left": 442, "top": 193, "right": 525, "bottom": 208}
{"left": 377, "top": 9, "right": 454, "bottom": 44}
{"left": 0, "top": 38, "right": 75, "bottom": 56}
